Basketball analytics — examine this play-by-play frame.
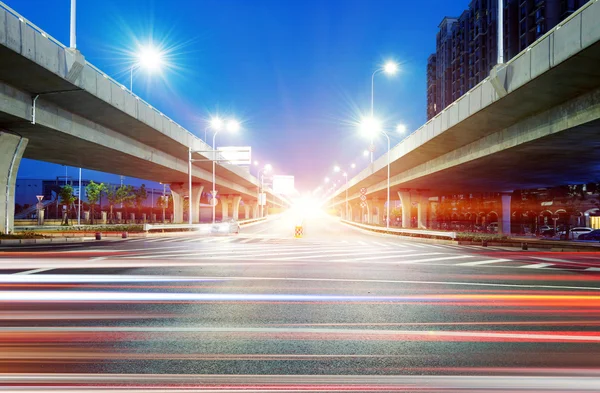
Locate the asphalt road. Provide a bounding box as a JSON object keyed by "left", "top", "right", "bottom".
{"left": 2, "top": 212, "right": 600, "bottom": 390}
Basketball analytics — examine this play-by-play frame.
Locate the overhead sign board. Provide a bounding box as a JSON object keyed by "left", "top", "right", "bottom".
{"left": 217, "top": 146, "right": 252, "bottom": 166}
{"left": 272, "top": 175, "right": 295, "bottom": 195}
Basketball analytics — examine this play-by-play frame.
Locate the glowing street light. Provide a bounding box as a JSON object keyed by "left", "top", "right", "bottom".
{"left": 204, "top": 116, "right": 224, "bottom": 142}
{"left": 369, "top": 60, "right": 399, "bottom": 163}
{"left": 324, "top": 177, "right": 330, "bottom": 183}
{"left": 359, "top": 116, "right": 391, "bottom": 229}
{"left": 210, "top": 118, "right": 240, "bottom": 223}
{"left": 130, "top": 44, "right": 164, "bottom": 92}
{"left": 396, "top": 124, "right": 407, "bottom": 134}
{"left": 259, "top": 164, "right": 273, "bottom": 218}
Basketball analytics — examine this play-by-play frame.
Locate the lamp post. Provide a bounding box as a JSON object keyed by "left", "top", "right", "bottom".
{"left": 211, "top": 119, "right": 240, "bottom": 223}
{"left": 359, "top": 117, "right": 393, "bottom": 229}
{"left": 258, "top": 164, "right": 272, "bottom": 218}
{"left": 70, "top": 0, "right": 76, "bottom": 49}
{"left": 130, "top": 45, "right": 163, "bottom": 93}
{"left": 369, "top": 61, "right": 398, "bottom": 163}
{"left": 333, "top": 163, "right": 356, "bottom": 220}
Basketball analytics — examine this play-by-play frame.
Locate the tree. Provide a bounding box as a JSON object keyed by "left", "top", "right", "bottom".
{"left": 156, "top": 196, "right": 167, "bottom": 223}
{"left": 59, "top": 184, "right": 76, "bottom": 225}
{"left": 119, "top": 185, "right": 135, "bottom": 223}
{"left": 134, "top": 184, "right": 148, "bottom": 215}
{"left": 105, "top": 185, "right": 119, "bottom": 224}
{"left": 85, "top": 181, "right": 106, "bottom": 225}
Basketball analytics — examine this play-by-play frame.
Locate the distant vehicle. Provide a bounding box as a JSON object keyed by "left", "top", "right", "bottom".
{"left": 539, "top": 225, "right": 552, "bottom": 232}
{"left": 559, "top": 227, "right": 593, "bottom": 240}
{"left": 487, "top": 222, "right": 498, "bottom": 232}
{"left": 577, "top": 229, "right": 600, "bottom": 241}
{"left": 212, "top": 219, "right": 240, "bottom": 234}
{"left": 540, "top": 228, "right": 558, "bottom": 238}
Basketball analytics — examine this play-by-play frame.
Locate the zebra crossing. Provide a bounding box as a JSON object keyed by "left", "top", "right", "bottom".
{"left": 110, "top": 234, "right": 600, "bottom": 272}
{"left": 123, "top": 235, "right": 517, "bottom": 251}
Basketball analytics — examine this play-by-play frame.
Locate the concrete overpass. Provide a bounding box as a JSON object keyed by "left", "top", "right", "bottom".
{"left": 0, "top": 2, "right": 283, "bottom": 233}
{"left": 329, "top": 0, "right": 600, "bottom": 234}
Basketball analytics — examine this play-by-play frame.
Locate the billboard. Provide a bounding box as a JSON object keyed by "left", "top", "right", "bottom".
{"left": 217, "top": 146, "right": 252, "bottom": 166}
{"left": 273, "top": 175, "right": 295, "bottom": 195}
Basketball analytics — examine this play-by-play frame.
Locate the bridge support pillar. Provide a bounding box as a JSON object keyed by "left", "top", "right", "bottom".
{"left": 219, "top": 196, "right": 230, "bottom": 220}
{"left": 244, "top": 203, "right": 250, "bottom": 220}
{"left": 365, "top": 200, "right": 373, "bottom": 224}
{"left": 417, "top": 193, "right": 431, "bottom": 229}
{"left": 251, "top": 203, "right": 259, "bottom": 219}
{"left": 0, "top": 133, "right": 28, "bottom": 234}
{"left": 398, "top": 191, "right": 412, "bottom": 228}
{"left": 170, "top": 183, "right": 204, "bottom": 223}
{"left": 371, "top": 199, "right": 384, "bottom": 225}
{"left": 231, "top": 195, "right": 242, "bottom": 220}
{"left": 498, "top": 193, "right": 512, "bottom": 235}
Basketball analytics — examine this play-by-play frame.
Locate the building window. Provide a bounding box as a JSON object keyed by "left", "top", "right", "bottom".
{"left": 536, "top": 23, "right": 544, "bottom": 35}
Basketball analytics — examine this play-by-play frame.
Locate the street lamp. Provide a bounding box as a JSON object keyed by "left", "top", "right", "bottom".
{"left": 130, "top": 45, "right": 164, "bottom": 92}
{"left": 369, "top": 60, "right": 399, "bottom": 163}
{"left": 259, "top": 164, "right": 273, "bottom": 218}
{"left": 333, "top": 163, "right": 356, "bottom": 220}
{"left": 211, "top": 118, "right": 240, "bottom": 223}
{"left": 204, "top": 116, "right": 224, "bottom": 142}
{"left": 359, "top": 116, "right": 390, "bottom": 229}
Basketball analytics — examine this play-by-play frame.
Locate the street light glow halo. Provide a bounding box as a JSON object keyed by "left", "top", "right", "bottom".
{"left": 137, "top": 45, "right": 164, "bottom": 72}
{"left": 383, "top": 61, "right": 399, "bottom": 75}
{"left": 226, "top": 119, "right": 241, "bottom": 132}
{"left": 359, "top": 116, "right": 382, "bottom": 138}
{"left": 210, "top": 117, "right": 224, "bottom": 131}
{"left": 396, "top": 123, "right": 407, "bottom": 134}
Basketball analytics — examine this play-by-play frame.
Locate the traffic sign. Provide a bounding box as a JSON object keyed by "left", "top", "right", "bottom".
{"left": 360, "top": 201, "right": 367, "bottom": 208}
{"left": 360, "top": 187, "right": 367, "bottom": 195}
{"left": 209, "top": 197, "right": 219, "bottom": 207}
{"left": 360, "top": 195, "right": 367, "bottom": 202}
{"left": 36, "top": 195, "right": 44, "bottom": 202}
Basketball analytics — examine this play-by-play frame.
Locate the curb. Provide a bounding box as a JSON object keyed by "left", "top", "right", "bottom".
{"left": 0, "top": 237, "right": 91, "bottom": 245}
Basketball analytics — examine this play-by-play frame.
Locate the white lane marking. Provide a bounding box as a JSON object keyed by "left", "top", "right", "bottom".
{"left": 343, "top": 252, "right": 441, "bottom": 261}
{"left": 530, "top": 257, "right": 573, "bottom": 263}
{"left": 4, "top": 325, "right": 600, "bottom": 342}
{"left": 125, "top": 246, "right": 386, "bottom": 260}
{"left": 144, "top": 237, "right": 177, "bottom": 243}
{"left": 520, "top": 263, "right": 555, "bottom": 269}
{"left": 240, "top": 237, "right": 255, "bottom": 244}
{"left": 13, "top": 268, "right": 54, "bottom": 275}
{"left": 456, "top": 259, "right": 511, "bottom": 266}
{"left": 357, "top": 241, "right": 367, "bottom": 245}
{"left": 385, "top": 242, "right": 407, "bottom": 247}
{"left": 237, "top": 249, "right": 417, "bottom": 262}
{"left": 371, "top": 242, "right": 390, "bottom": 247}
{"left": 585, "top": 267, "right": 600, "bottom": 271}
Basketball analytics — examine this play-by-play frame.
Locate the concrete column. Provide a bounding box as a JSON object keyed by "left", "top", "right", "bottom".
{"left": 84, "top": 211, "right": 90, "bottom": 223}
{"left": 130, "top": 213, "right": 135, "bottom": 222}
{"left": 417, "top": 193, "right": 431, "bottom": 229}
{"left": 365, "top": 200, "right": 373, "bottom": 224}
{"left": 170, "top": 183, "right": 204, "bottom": 223}
{"left": 398, "top": 191, "right": 412, "bottom": 228}
{"left": 221, "top": 197, "right": 230, "bottom": 220}
{"left": 101, "top": 211, "right": 107, "bottom": 224}
{"left": 231, "top": 195, "right": 242, "bottom": 220}
{"left": 498, "top": 193, "right": 512, "bottom": 235}
{"left": 37, "top": 210, "right": 45, "bottom": 226}
{"left": 371, "top": 199, "right": 384, "bottom": 225}
{"left": 347, "top": 204, "right": 353, "bottom": 222}
{"left": 142, "top": 213, "right": 147, "bottom": 223}
{"left": 0, "top": 133, "right": 28, "bottom": 234}
{"left": 151, "top": 213, "right": 156, "bottom": 223}
{"left": 116, "top": 212, "right": 122, "bottom": 222}
{"left": 251, "top": 203, "right": 259, "bottom": 219}
{"left": 244, "top": 204, "right": 250, "bottom": 220}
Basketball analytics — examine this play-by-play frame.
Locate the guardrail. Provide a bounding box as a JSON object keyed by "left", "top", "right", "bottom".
{"left": 143, "top": 217, "right": 267, "bottom": 232}
{"left": 341, "top": 220, "right": 457, "bottom": 240}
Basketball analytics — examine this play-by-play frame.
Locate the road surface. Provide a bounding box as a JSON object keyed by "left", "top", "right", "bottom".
{"left": 2, "top": 212, "right": 600, "bottom": 391}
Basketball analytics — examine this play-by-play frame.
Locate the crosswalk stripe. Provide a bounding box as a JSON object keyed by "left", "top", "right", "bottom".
{"left": 345, "top": 252, "right": 441, "bottom": 262}
{"left": 371, "top": 242, "right": 390, "bottom": 247}
{"left": 520, "top": 263, "right": 554, "bottom": 269}
{"left": 456, "top": 259, "right": 511, "bottom": 266}
{"left": 257, "top": 249, "right": 417, "bottom": 261}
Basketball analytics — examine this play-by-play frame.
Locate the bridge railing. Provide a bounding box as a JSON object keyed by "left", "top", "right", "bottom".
{"left": 0, "top": 1, "right": 226, "bottom": 163}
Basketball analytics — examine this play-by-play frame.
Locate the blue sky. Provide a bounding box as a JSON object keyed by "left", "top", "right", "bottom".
{"left": 10, "top": 0, "right": 468, "bottom": 191}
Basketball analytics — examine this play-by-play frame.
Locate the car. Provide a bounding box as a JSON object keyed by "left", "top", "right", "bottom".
{"left": 558, "top": 227, "right": 593, "bottom": 240}
{"left": 577, "top": 229, "right": 600, "bottom": 241}
{"left": 487, "top": 222, "right": 498, "bottom": 232}
{"left": 539, "top": 225, "right": 552, "bottom": 232}
{"left": 212, "top": 219, "right": 240, "bottom": 234}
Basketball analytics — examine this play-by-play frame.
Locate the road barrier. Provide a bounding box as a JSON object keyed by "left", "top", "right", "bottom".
{"left": 341, "top": 220, "right": 457, "bottom": 240}
{"left": 142, "top": 217, "right": 268, "bottom": 232}
{"left": 294, "top": 226, "right": 303, "bottom": 238}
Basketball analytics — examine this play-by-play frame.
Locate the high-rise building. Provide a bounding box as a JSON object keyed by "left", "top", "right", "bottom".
{"left": 426, "top": 0, "right": 588, "bottom": 120}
